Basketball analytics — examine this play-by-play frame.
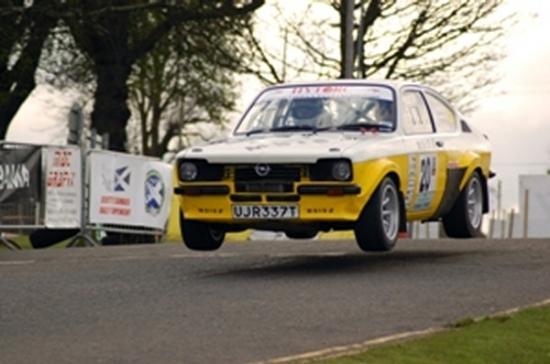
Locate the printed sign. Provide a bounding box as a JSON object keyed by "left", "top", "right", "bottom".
{"left": 43, "top": 146, "right": 82, "bottom": 228}
{"left": 0, "top": 145, "right": 42, "bottom": 226}
{"left": 88, "top": 151, "right": 172, "bottom": 230}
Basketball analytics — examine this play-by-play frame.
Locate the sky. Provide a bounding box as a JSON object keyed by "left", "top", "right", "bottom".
{"left": 470, "top": 0, "right": 550, "bottom": 211}
{"left": 7, "top": 0, "right": 550, "bottom": 212}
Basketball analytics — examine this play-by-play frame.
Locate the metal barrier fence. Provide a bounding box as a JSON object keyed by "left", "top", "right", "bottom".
{"left": 1, "top": 141, "right": 46, "bottom": 249}
{"left": 0, "top": 141, "right": 173, "bottom": 250}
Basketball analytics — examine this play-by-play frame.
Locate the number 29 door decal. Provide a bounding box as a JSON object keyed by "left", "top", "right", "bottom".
{"left": 406, "top": 154, "right": 438, "bottom": 211}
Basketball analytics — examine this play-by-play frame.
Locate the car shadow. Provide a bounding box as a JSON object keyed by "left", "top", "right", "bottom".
{"left": 204, "top": 249, "right": 486, "bottom": 279}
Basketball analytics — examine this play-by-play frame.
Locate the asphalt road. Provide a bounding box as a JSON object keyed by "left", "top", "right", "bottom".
{"left": 1, "top": 238, "right": 550, "bottom": 364}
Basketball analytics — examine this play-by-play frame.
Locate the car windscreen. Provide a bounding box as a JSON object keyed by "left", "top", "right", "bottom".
{"left": 234, "top": 84, "right": 396, "bottom": 135}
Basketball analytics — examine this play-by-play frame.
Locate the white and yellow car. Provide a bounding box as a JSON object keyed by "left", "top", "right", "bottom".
{"left": 175, "top": 80, "right": 492, "bottom": 252}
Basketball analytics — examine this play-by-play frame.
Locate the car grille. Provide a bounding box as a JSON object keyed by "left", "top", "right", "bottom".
{"left": 235, "top": 182, "right": 294, "bottom": 193}
{"left": 233, "top": 164, "right": 302, "bottom": 182}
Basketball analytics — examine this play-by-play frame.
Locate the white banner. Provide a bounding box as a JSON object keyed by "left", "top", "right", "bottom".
{"left": 88, "top": 151, "right": 173, "bottom": 230}
{"left": 44, "top": 146, "right": 82, "bottom": 228}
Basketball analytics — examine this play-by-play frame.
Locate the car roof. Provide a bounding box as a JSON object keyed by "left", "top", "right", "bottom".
{"left": 263, "top": 79, "right": 425, "bottom": 91}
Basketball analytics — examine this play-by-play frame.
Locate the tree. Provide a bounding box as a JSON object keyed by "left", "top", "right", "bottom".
{"left": 127, "top": 18, "right": 241, "bottom": 157}
{"left": 0, "top": 0, "right": 59, "bottom": 140}
{"left": 240, "top": 0, "right": 510, "bottom": 112}
{"left": 63, "top": 0, "right": 264, "bottom": 151}
{"left": 1, "top": 1, "right": 265, "bottom": 149}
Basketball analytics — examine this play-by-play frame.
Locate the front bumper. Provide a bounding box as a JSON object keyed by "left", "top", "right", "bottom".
{"left": 175, "top": 182, "right": 366, "bottom": 223}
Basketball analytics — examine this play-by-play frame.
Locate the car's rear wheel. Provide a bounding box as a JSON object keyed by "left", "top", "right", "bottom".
{"left": 354, "top": 177, "right": 400, "bottom": 252}
{"left": 180, "top": 212, "right": 225, "bottom": 251}
{"left": 442, "top": 171, "right": 484, "bottom": 238}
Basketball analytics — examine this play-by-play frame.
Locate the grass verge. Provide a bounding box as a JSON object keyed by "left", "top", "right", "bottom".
{"left": 317, "top": 305, "right": 550, "bottom": 364}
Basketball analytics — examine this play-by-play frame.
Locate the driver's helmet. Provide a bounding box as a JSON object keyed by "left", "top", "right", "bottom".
{"left": 290, "top": 98, "right": 324, "bottom": 126}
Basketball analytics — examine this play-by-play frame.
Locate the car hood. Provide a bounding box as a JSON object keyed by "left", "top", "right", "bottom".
{"left": 176, "top": 132, "right": 392, "bottom": 164}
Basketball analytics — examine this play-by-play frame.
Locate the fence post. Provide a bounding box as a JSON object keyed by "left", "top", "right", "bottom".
{"left": 523, "top": 189, "right": 529, "bottom": 239}
{"left": 500, "top": 210, "right": 506, "bottom": 239}
{"left": 426, "top": 223, "right": 430, "bottom": 239}
{"left": 488, "top": 210, "right": 495, "bottom": 239}
{"left": 66, "top": 105, "right": 97, "bottom": 248}
{"left": 0, "top": 233, "right": 22, "bottom": 250}
{"left": 508, "top": 209, "right": 515, "bottom": 238}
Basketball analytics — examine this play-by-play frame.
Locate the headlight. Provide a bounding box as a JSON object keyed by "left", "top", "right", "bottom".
{"left": 180, "top": 162, "right": 198, "bottom": 181}
{"left": 332, "top": 160, "right": 351, "bottom": 181}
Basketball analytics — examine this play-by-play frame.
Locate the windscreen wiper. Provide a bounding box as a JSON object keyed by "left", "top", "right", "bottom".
{"left": 269, "top": 125, "right": 317, "bottom": 132}
{"left": 335, "top": 122, "right": 393, "bottom": 131}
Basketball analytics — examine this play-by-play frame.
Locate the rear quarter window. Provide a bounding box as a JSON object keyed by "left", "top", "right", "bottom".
{"left": 460, "top": 119, "right": 472, "bottom": 133}
{"left": 401, "top": 90, "right": 433, "bottom": 135}
{"left": 425, "top": 93, "right": 457, "bottom": 133}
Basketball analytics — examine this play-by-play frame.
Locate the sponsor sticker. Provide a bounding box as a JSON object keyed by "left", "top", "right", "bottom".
{"left": 145, "top": 170, "right": 165, "bottom": 216}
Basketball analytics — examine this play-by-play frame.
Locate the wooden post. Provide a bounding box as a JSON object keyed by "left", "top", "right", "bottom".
{"left": 488, "top": 210, "right": 495, "bottom": 239}
{"left": 426, "top": 223, "right": 431, "bottom": 239}
{"left": 523, "top": 189, "right": 529, "bottom": 238}
{"left": 500, "top": 210, "right": 506, "bottom": 239}
{"left": 508, "top": 209, "right": 515, "bottom": 238}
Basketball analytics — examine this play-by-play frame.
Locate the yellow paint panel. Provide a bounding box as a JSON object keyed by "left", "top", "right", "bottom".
{"left": 177, "top": 156, "right": 410, "bottom": 224}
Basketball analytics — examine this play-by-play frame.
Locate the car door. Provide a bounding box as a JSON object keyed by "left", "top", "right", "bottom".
{"left": 422, "top": 89, "right": 464, "bottom": 219}
{"left": 400, "top": 88, "right": 448, "bottom": 220}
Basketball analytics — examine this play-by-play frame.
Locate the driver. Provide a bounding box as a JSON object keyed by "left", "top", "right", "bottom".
{"left": 289, "top": 98, "right": 324, "bottom": 127}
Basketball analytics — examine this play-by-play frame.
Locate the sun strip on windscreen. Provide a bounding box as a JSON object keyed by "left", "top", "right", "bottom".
{"left": 257, "top": 85, "right": 395, "bottom": 102}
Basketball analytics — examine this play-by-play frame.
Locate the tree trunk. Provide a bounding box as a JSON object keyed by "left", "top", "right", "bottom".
{"left": 91, "top": 63, "right": 132, "bottom": 151}
{"left": 0, "top": 91, "right": 31, "bottom": 140}
{"left": 338, "top": 2, "right": 347, "bottom": 79}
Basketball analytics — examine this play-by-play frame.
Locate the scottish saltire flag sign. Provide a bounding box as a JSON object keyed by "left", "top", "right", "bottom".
{"left": 88, "top": 151, "right": 172, "bottom": 230}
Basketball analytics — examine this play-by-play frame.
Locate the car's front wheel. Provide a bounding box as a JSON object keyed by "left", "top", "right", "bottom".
{"left": 442, "top": 171, "right": 484, "bottom": 238}
{"left": 354, "top": 177, "right": 400, "bottom": 252}
{"left": 180, "top": 213, "right": 225, "bottom": 251}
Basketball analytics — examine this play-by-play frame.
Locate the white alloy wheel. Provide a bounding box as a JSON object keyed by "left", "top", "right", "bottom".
{"left": 466, "top": 176, "right": 483, "bottom": 230}
{"left": 381, "top": 182, "right": 399, "bottom": 241}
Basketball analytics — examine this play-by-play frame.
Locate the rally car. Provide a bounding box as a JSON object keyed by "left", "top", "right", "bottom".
{"left": 174, "top": 80, "right": 492, "bottom": 252}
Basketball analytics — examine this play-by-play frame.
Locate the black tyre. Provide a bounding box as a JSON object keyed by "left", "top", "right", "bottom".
{"left": 284, "top": 230, "right": 318, "bottom": 239}
{"left": 180, "top": 212, "right": 225, "bottom": 251}
{"left": 442, "top": 171, "right": 484, "bottom": 238}
{"left": 354, "top": 177, "right": 400, "bottom": 252}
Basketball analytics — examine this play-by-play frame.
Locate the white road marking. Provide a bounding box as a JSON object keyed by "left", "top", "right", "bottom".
{"left": 0, "top": 260, "right": 35, "bottom": 266}
{"left": 253, "top": 297, "right": 550, "bottom": 364}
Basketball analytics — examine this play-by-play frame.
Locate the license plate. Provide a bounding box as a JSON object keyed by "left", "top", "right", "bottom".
{"left": 232, "top": 204, "right": 299, "bottom": 219}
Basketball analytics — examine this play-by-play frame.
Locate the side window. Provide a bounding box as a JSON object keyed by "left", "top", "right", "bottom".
{"left": 425, "top": 93, "right": 457, "bottom": 133}
{"left": 401, "top": 91, "right": 433, "bottom": 135}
